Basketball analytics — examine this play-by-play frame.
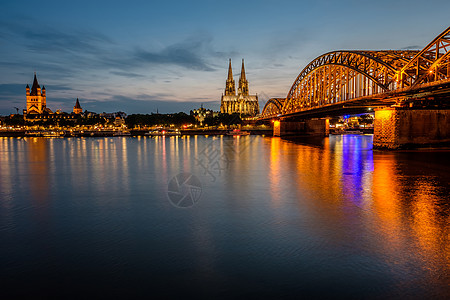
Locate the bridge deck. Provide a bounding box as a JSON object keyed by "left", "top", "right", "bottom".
{"left": 260, "top": 80, "right": 450, "bottom": 120}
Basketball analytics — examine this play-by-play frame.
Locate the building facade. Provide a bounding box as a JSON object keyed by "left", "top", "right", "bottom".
{"left": 26, "top": 73, "right": 48, "bottom": 114}
{"left": 23, "top": 73, "right": 79, "bottom": 123}
{"left": 190, "top": 105, "right": 218, "bottom": 124}
{"left": 220, "top": 59, "right": 259, "bottom": 117}
{"left": 73, "top": 98, "right": 82, "bottom": 114}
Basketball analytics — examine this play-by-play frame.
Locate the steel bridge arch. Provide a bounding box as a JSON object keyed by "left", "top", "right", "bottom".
{"left": 283, "top": 51, "right": 404, "bottom": 114}
{"left": 262, "top": 27, "right": 450, "bottom": 118}
{"left": 399, "top": 26, "right": 450, "bottom": 87}
{"left": 288, "top": 51, "right": 398, "bottom": 92}
{"left": 261, "top": 98, "right": 285, "bottom": 118}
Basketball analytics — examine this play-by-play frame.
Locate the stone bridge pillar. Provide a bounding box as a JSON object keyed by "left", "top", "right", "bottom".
{"left": 274, "top": 118, "right": 329, "bottom": 137}
{"left": 374, "top": 108, "right": 450, "bottom": 149}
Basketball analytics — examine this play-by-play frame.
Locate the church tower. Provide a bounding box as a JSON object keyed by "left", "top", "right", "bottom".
{"left": 73, "top": 98, "right": 82, "bottom": 114}
{"left": 238, "top": 59, "right": 249, "bottom": 96}
{"left": 26, "top": 73, "right": 46, "bottom": 114}
{"left": 224, "top": 59, "right": 236, "bottom": 96}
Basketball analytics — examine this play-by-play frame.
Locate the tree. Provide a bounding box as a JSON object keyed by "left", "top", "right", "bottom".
{"left": 125, "top": 113, "right": 196, "bottom": 128}
{"left": 203, "top": 113, "right": 242, "bottom": 127}
{"left": 4, "top": 115, "right": 25, "bottom": 126}
{"left": 358, "top": 114, "right": 374, "bottom": 128}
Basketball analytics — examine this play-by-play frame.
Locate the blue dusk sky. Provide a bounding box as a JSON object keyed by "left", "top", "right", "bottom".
{"left": 0, "top": 0, "right": 449, "bottom": 115}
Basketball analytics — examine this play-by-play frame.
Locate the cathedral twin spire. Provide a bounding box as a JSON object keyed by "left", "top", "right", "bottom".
{"left": 225, "top": 59, "right": 249, "bottom": 96}
{"left": 238, "top": 59, "right": 249, "bottom": 96}
{"left": 220, "top": 58, "right": 260, "bottom": 116}
{"left": 225, "top": 59, "right": 236, "bottom": 96}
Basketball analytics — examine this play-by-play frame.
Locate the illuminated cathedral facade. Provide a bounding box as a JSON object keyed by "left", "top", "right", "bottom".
{"left": 220, "top": 59, "right": 259, "bottom": 117}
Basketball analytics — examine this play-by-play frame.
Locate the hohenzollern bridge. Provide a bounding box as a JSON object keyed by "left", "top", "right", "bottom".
{"left": 260, "top": 27, "right": 450, "bottom": 149}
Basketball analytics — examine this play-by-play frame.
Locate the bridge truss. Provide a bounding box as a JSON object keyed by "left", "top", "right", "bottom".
{"left": 400, "top": 27, "right": 450, "bottom": 87}
{"left": 261, "top": 98, "right": 285, "bottom": 118}
{"left": 261, "top": 26, "right": 450, "bottom": 117}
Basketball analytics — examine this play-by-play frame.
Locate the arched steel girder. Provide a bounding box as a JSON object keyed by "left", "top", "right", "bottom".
{"left": 261, "top": 98, "right": 285, "bottom": 117}
{"left": 399, "top": 26, "right": 450, "bottom": 87}
{"left": 286, "top": 51, "right": 399, "bottom": 103}
{"left": 358, "top": 50, "right": 419, "bottom": 70}
{"left": 283, "top": 51, "right": 406, "bottom": 114}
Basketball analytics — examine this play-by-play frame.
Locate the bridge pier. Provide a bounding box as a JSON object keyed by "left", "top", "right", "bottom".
{"left": 274, "top": 119, "right": 329, "bottom": 137}
{"left": 373, "top": 108, "right": 450, "bottom": 149}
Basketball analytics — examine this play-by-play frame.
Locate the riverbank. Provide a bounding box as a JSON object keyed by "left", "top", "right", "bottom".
{"left": 0, "top": 129, "right": 273, "bottom": 137}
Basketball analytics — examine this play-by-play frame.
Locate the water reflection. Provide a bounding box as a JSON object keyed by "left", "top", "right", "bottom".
{"left": 27, "top": 138, "right": 50, "bottom": 204}
{"left": 269, "top": 135, "right": 449, "bottom": 296}
{"left": 0, "top": 135, "right": 448, "bottom": 298}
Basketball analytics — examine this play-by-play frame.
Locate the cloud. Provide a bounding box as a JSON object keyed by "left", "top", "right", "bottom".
{"left": 0, "top": 19, "right": 232, "bottom": 82}
{"left": 0, "top": 20, "right": 239, "bottom": 114}
{"left": 109, "top": 71, "right": 145, "bottom": 78}
{"left": 134, "top": 35, "right": 217, "bottom": 71}
{"left": 22, "top": 28, "right": 114, "bottom": 55}
{"left": 0, "top": 84, "right": 24, "bottom": 96}
{"left": 0, "top": 84, "right": 26, "bottom": 114}
{"left": 401, "top": 45, "right": 422, "bottom": 50}
{"left": 47, "top": 84, "right": 75, "bottom": 91}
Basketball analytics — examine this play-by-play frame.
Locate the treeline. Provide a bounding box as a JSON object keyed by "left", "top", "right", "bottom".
{"left": 2, "top": 112, "right": 246, "bottom": 128}
{"left": 202, "top": 113, "right": 242, "bottom": 126}
{"left": 125, "top": 113, "right": 196, "bottom": 127}
{"left": 125, "top": 112, "right": 243, "bottom": 128}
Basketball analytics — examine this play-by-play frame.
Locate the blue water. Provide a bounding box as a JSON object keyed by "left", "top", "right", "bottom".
{"left": 0, "top": 135, "right": 449, "bottom": 298}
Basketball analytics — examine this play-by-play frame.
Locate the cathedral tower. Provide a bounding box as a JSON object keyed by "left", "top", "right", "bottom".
{"left": 238, "top": 59, "right": 249, "bottom": 96}
{"left": 224, "top": 59, "right": 236, "bottom": 96}
{"left": 26, "top": 73, "right": 46, "bottom": 114}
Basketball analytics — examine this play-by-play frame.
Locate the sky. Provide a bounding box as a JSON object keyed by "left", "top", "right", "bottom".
{"left": 1, "top": 0, "right": 449, "bottom": 115}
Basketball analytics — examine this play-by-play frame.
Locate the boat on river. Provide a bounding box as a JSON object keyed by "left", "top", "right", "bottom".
{"left": 330, "top": 129, "right": 362, "bottom": 135}
{"left": 226, "top": 129, "right": 250, "bottom": 136}
{"left": 145, "top": 129, "right": 181, "bottom": 136}
{"left": 113, "top": 131, "right": 131, "bottom": 136}
{"left": 25, "top": 130, "right": 65, "bottom": 137}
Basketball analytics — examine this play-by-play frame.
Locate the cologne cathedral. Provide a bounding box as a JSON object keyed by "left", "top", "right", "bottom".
{"left": 220, "top": 59, "right": 259, "bottom": 117}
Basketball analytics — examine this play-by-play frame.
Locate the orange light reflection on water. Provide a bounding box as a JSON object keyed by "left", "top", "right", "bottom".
{"left": 266, "top": 135, "right": 449, "bottom": 287}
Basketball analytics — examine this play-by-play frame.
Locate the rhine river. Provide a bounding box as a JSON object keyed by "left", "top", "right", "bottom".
{"left": 0, "top": 135, "right": 449, "bottom": 298}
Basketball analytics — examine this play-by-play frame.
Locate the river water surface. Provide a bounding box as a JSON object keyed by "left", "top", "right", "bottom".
{"left": 0, "top": 135, "right": 449, "bottom": 298}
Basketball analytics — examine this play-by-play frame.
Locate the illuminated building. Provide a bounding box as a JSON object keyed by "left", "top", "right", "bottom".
{"left": 220, "top": 59, "right": 259, "bottom": 117}
{"left": 73, "top": 98, "right": 83, "bottom": 114}
{"left": 114, "top": 116, "right": 125, "bottom": 127}
{"left": 26, "top": 73, "right": 49, "bottom": 115}
{"left": 190, "top": 104, "right": 217, "bottom": 124}
{"left": 23, "top": 73, "right": 77, "bottom": 123}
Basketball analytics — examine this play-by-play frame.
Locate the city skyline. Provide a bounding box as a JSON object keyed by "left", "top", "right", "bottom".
{"left": 1, "top": 0, "right": 449, "bottom": 115}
